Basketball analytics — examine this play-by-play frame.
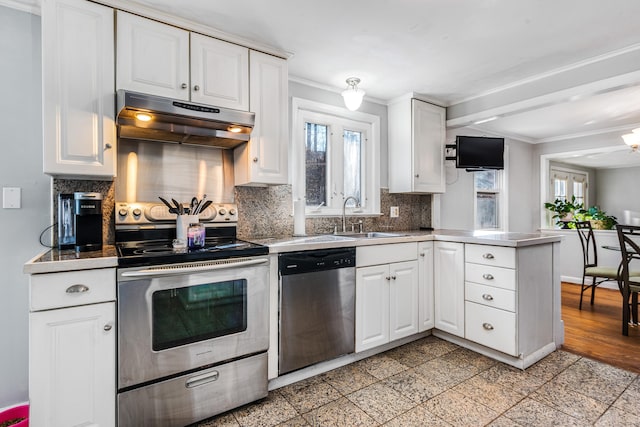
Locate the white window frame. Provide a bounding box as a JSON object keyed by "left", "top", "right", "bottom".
{"left": 291, "top": 97, "right": 380, "bottom": 216}
{"left": 549, "top": 165, "right": 588, "bottom": 208}
{"left": 473, "top": 169, "right": 506, "bottom": 231}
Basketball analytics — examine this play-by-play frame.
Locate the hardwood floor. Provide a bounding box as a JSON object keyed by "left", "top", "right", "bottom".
{"left": 561, "top": 282, "right": 640, "bottom": 373}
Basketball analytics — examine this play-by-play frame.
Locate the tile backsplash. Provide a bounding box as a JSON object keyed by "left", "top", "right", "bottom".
{"left": 235, "top": 185, "right": 431, "bottom": 239}
{"left": 53, "top": 180, "right": 431, "bottom": 243}
{"left": 53, "top": 179, "right": 115, "bottom": 245}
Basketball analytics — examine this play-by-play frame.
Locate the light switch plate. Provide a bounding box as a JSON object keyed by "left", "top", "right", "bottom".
{"left": 3, "top": 187, "right": 21, "bottom": 209}
{"left": 390, "top": 206, "right": 399, "bottom": 218}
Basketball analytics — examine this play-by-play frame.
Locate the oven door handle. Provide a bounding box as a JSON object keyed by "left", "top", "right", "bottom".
{"left": 120, "top": 258, "right": 268, "bottom": 277}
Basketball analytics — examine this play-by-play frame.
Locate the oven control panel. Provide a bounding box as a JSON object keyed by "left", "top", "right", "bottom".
{"left": 116, "top": 202, "right": 238, "bottom": 225}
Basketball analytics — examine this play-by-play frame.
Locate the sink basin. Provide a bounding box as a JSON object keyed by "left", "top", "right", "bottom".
{"left": 335, "top": 232, "right": 406, "bottom": 239}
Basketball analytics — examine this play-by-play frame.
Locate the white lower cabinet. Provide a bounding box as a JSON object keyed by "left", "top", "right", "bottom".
{"left": 418, "top": 241, "right": 435, "bottom": 331}
{"left": 433, "top": 241, "right": 465, "bottom": 337}
{"left": 355, "top": 243, "right": 418, "bottom": 352}
{"left": 29, "top": 268, "right": 116, "bottom": 427}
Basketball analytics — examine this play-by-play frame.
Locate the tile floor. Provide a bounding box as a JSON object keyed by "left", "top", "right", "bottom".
{"left": 195, "top": 336, "right": 640, "bottom": 426}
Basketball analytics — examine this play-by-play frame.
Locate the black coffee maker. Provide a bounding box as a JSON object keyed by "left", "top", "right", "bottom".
{"left": 58, "top": 192, "right": 103, "bottom": 252}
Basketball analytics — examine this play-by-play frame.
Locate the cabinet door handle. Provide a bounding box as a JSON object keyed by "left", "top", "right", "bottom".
{"left": 391, "top": 276, "right": 397, "bottom": 280}
{"left": 181, "top": 83, "right": 188, "bottom": 89}
{"left": 414, "top": 174, "right": 420, "bottom": 178}
{"left": 104, "top": 143, "right": 112, "bottom": 150}
{"left": 253, "top": 157, "right": 259, "bottom": 163}
{"left": 66, "top": 284, "right": 89, "bottom": 293}
{"left": 482, "top": 273, "right": 494, "bottom": 280}
{"left": 420, "top": 253, "right": 425, "bottom": 257}
{"left": 385, "top": 276, "right": 391, "bottom": 281}
{"left": 482, "top": 293, "right": 494, "bottom": 301}
{"left": 193, "top": 85, "right": 200, "bottom": 91}
{"left": 482, "top": 253, "right": 494, "bottom": 259}
{"left": 103, "top": 323, "right": 113, "bottom": 331}
{"left": 482, "top": 323, "right": 494, "bottom": 330}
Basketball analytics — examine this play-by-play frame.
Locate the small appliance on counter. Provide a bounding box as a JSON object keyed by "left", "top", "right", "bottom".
{"left": 57, "top": 192, "right": 103, "bottom": 252}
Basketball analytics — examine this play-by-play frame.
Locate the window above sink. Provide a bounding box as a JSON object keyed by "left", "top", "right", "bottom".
{"left": 291, "top": 97, "right": 381, "bottom": 217}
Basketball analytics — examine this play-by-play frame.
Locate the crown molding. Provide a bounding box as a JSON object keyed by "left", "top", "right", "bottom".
{"left": 0, "top": 0, "right": 40, "bottom": 15}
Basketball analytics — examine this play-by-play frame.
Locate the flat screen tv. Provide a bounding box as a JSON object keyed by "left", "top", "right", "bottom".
{"left": 455, "top": 136, "right": 504, "bottom": 170}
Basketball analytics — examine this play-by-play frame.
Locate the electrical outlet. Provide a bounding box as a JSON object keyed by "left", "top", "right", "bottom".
{"left": 390, "top": 206, "right": 399, "bottom": 218}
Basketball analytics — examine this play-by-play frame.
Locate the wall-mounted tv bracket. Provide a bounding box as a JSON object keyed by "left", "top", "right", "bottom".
{"left": 445, "top": 144, "right": 456, "bottom": 161}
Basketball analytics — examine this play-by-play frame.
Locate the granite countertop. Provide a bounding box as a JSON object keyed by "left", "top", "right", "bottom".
{"left": 23, "top": 230, "right": 562, "bottom": 273}
{"left": 250, "top": 229, "right": 562, "bottom": 253}
{"left": 24, "top": 245, "right": 118, "bottom": 274}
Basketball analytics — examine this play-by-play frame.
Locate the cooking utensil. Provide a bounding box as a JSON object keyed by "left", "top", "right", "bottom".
{"left": 159, "top": 197, "right": 174, "bottom": 211}
{"left": 171, "top": 198, "right": 183, "bottom": 215}
{"left": 194, "top": 194, "right": 207, "bottom": 215}
{"left": 198, "top": 200, "right": 213, "bottom": 215}
{"left": 190, "top": 197, "right": 198, "bottom": 214}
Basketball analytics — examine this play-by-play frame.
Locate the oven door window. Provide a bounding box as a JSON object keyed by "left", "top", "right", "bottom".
{"left": 152, "top": 279, "right": 247, "bottom": 351}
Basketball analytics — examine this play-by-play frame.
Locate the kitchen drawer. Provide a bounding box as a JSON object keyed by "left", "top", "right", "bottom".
{"left": 465, "top": 244, "right": 515, "bottom": 269}
{"left": 465, "top": 263, "right": 516, "bottom": 290}
{"left": 356, "top": 242, "right": 417, "bottom": 267}
{"left": 465, "top": 301, "right": 517, "bottom": 356}
{"left": 30, "top": 268, "right": 116, "bottom": 311}
{"left": 465, "top": 282, "right": 515, "bottom": 312}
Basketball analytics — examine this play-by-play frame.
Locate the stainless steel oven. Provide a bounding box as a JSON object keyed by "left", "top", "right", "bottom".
{"left": 117, "top": 257, "right": 269, "bottom": 426}
{"left": 115, "top": 201, "right": 270, "bottom": 426}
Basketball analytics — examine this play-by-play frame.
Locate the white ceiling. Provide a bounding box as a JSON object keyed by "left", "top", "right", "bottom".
{"left": 107, "top": 1, "right": 640, "bottom": 165}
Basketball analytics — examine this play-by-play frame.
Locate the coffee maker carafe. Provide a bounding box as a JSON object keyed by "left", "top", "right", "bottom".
{"left": 57, "top": 192, "right": 103, "bottom": 251}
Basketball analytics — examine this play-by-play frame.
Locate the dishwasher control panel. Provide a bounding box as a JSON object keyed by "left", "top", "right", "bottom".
{"left": 278, "top": 248, "right": 356, "bottom": 276}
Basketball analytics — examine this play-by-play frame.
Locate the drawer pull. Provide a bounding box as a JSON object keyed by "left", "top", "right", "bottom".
{"left": 66, "top": 284, "right": 89, "bottom": 294}
{"left": 103, "top": 323, "right": 113, "bottom": 332}
{"left": 482, "top": 253, "right": 494, "bottom": 259}
{"left": 482, "top": 294, "right": 494, "bottom": 301}
{"left": 482, "top": 322, "right": 494, "bottom": 330}
{"left": 186, "top": 370, "right": 219, "bottom": 388}
{"left": 482, "top": 273, "right": 494, "bottom": 280}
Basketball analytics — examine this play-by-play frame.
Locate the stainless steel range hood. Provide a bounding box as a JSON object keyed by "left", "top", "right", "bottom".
{"left": 116, "top": 90, "right": 255, "bottom": 149}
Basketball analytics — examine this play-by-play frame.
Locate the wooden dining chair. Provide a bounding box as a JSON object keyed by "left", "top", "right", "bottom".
{"left": 574, "top": 221, "right": 620, "bottom": 310}
{"left": 615, "top": 224, "right": 640, "bottom": 336}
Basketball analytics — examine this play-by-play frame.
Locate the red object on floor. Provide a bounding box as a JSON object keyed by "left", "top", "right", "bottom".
{"left": 0, "top": 404, "right": 28, "bottom": 427}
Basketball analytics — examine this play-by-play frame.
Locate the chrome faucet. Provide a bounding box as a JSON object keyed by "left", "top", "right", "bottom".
{"left": 342, "top": 196, "right": 360, "bottom": 232}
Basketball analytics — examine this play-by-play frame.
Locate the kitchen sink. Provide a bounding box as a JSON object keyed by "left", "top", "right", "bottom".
{"left": 334, "top": 232, "right": 406, "bottom": 239}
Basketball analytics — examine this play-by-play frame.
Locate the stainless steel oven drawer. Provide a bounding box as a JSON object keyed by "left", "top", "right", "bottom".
{"left": 118, "top": 352, "right": 268, "bottom": 427}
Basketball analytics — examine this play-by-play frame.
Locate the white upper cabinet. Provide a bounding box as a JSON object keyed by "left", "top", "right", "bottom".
{"left": 42, "top": 0, "right": 116, "bottom": 178}
{"left": 116, "top": 11, "right": 190, "bottom": 100}
{"left": 234, "top": 51, "right": 288, "bottom": 185}
{"left": 116, "top": 11, "right": 250, "bottom": 111}
{"left": 388, "top": 97, "right": 446, "bottom": 193}
{"left": 190, "top": 33, "right": 249, "bottom": 110}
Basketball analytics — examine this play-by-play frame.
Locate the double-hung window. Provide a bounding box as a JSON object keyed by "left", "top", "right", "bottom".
{"left": 292, "top": 98, "right": 380, "bottom": 216}
{"left": 474, "top": 170, "right": 504, "bottom": 230}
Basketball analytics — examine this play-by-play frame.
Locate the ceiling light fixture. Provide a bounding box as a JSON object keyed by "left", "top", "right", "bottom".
{"left": 341, "top": 77, "right": 365, "bottom": 111}
{"left": 622, "top": 128, "right": 640, "bottom": 152}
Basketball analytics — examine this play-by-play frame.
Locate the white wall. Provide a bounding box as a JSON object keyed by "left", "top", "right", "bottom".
{"left": 596, "top": 166, "right": 640, "bottom": 222}
{"left": 0, "top": 6, "right": 49, "bottom": 408}
{"left": 439, "top": 127, "right": 538, "bottom": 232}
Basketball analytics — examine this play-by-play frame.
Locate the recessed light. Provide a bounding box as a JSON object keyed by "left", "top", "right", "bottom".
{"left": 228, "top": 126, "right": 243, "bottom": 133}
{"left": 135, "top": 113, "right": 152, "bottom": 122}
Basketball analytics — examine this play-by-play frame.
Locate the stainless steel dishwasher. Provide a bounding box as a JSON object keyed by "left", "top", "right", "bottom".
{"left": 278, "top": 247, "right": 356, "bottom": 375}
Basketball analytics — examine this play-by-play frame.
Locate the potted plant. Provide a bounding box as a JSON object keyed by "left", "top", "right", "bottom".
{"left": 575, "top": 206, "right": 618, "bottom": 230}
{"left": 544, "top": 196, "right": 583, "bottom": 228}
